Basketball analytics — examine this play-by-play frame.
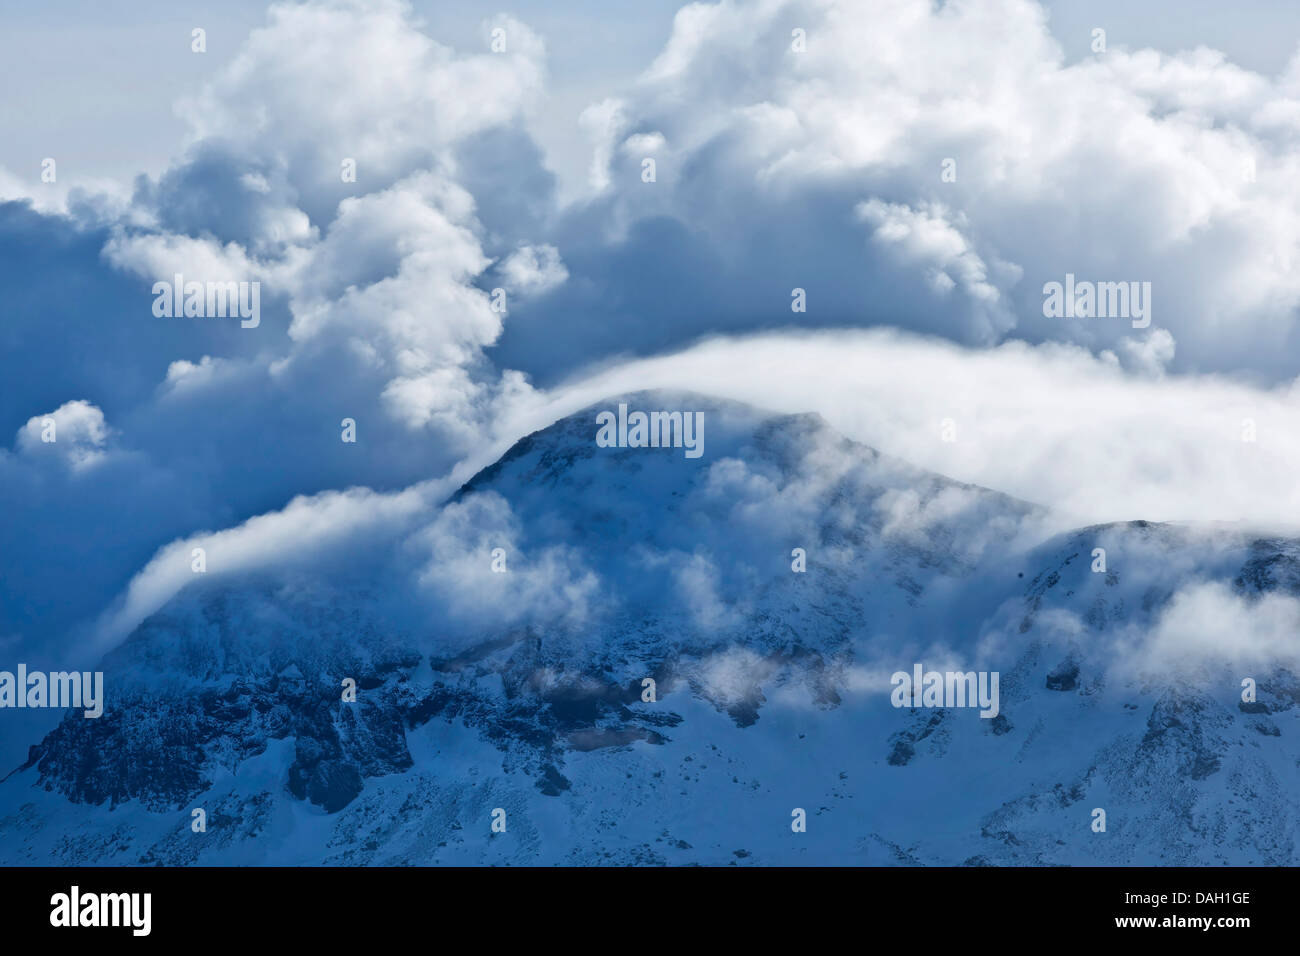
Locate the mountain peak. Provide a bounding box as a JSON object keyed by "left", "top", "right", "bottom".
{"left": 6, "top": 396, "right": 1300, "bottom": 864}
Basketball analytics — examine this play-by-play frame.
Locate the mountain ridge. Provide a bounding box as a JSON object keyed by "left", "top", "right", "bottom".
{"left": 2, "top": 392, "right": 1297, "bottom": 864}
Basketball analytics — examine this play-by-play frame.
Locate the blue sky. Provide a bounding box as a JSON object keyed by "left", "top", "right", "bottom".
{"left": 4, "top": 0, "right": 1300, "bottom": 755}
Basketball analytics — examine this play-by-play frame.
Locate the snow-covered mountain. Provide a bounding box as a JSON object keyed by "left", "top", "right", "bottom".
{"left": 2, "top": 392, "right": 1297, "bottom": 865}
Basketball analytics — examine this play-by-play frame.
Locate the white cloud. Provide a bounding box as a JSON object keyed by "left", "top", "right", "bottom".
{"left": 578, "top": 98, "right": 628, "bottom": 191}
{"left": 161, "top": 355, "right": 243, "bottom": 393}
{"left": 0, "top": 165, "right": 135, "bottom": 221}
{"left": 102, "top": 231, "right": 277, "bottom": 287}
{"left": 498, "top": 244, "right": 568, "bottom": 297}
{"left": 180, "top": 0, "right": 545, "bottom": 206}
{"left": 523, "top": 328, "right": 1300, "bottom": 529}
{"left": 415, "top": 491, "right": 600, "bottom": 634}
{"left": 856, "top": 199, "right": 1016, "bottom": 339}
{"left": 15, "top": 400, "right": 113, "bottom": 470}
{"left": 87, "top": 481, "right": 442, "bottom": 657}
{"left": 574, "top": 0, "right": 1300, "bottom": 373}
{"left": 101, "top": 4, "right": 550, "bottom": 441}
{"left": 1117, "top": 328, "right": 1177, "bottom": 376}
{"left": 673, "top": 552, "right": 744, "bottom": 632}
{"left": 1134, "top": 579, "right": 1300, "bottom": 673}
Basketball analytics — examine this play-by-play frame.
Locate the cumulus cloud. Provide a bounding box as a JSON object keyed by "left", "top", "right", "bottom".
{"left": 856, "top": 199, "right": 1018, "bottom": 340}
{"left": 15, "top": 400, "right": 113, "bottom": 470}
{"left": 102, "top": 230, "right": 277, "bottom": 290}
{"left": 0, "top": 0, "right": 562, "bottom": 666}
{"left": 578, "top": 98, "right": 628, "bottom": 192}
{"left": 80, "top": 0, "right": 560, "bottom": 460}
{"left": 176, "top": 0, "right": 545, "bottom": 227}
{"left": 496, "top": 243, "right": 568, "bottom": 297}
{"left": 270, "top": 171, "right": 520, "bottom": 436}
{"left": 0, "top": 166, "right": 135, "bottom": 223}
{"left": 1115, "top": 328, "right": 1178, "bottom": 377}
{"left": 105, "top": 17, "right": 546, "bottom": 442}
{"left": 161, "top": 355, "right": 242, "bottom": 393}
{"left": 503, "top": 0, "right": 1300, "bottom": 379}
